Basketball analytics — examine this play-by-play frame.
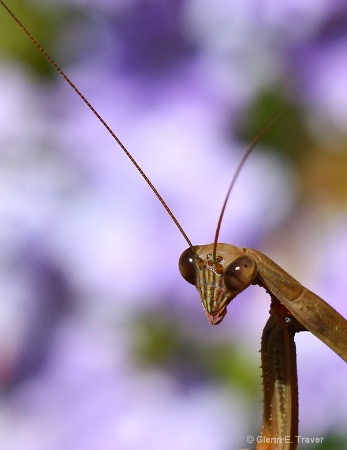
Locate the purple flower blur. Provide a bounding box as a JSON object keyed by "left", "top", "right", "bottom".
{"left": 0, "top": 0, "right": 347, "bottom": 449}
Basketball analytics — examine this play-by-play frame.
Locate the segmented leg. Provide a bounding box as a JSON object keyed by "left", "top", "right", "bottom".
{"left": 256, "top": 300, "right": 306, "bottom": 450}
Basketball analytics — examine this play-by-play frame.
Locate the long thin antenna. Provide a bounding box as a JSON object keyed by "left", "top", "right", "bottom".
{"left": 212, "top": 112, "right": 281, "bottom": 262}
{"left": 0, "top": 0, "right": 194, "bottom": 249}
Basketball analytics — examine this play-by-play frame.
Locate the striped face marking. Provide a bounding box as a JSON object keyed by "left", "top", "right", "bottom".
{"left": 179, "top": 243, "right": 257, "bottom": 325}
{"left": 196, "top": 254, "right": 231, "bottom": 324}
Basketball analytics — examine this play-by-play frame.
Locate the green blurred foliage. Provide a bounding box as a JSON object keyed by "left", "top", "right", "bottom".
{"left": 1, "top": 1, "right": 346, "bottom": 447}
{"left": 309, "top": 434, "right": 347, "bottom": 450}
{"left": 0, "top": 0, "right": 79, "bottom": 77}
{"left": 236, "top": 90, "right": 347, "bottom": 211}
{"left": 235, "top": 91, "right": 314, "bottom": 163}
{"left": 133, "top": 311, "right": 261, "bottom": 402}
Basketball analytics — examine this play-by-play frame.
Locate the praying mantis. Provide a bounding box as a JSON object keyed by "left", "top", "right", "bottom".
{"left": 1, "top": 2, "right": 347, "bottom": 449}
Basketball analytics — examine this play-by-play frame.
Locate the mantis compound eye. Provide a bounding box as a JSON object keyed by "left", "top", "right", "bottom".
{"left": 223, "top": 255, "right": 257, "bottom": 294}
{"left": 179, "top": 248, "right": 198, "bottom": 286}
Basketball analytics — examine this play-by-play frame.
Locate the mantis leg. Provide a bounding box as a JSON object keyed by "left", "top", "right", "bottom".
{"left": 256, "top": 300, "right": 306, "bottom": 450}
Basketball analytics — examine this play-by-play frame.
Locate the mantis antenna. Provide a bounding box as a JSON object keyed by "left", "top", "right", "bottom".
{"left": 1, "top": 0, "right": 277, "bottom": 260}
{"left": 0, "top": 0, "right": 193, "bottom": 249}
{"left": 212, "top": 112, "right": 281, "bottom": 262}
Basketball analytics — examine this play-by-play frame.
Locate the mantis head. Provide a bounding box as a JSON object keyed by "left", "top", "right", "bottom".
{"left": 179, "top": 243, "right": 257, "bottom": 325}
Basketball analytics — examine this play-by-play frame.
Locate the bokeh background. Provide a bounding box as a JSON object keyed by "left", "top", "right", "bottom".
{"left": 1, "top": 1, "right": 347, "bottom": 449}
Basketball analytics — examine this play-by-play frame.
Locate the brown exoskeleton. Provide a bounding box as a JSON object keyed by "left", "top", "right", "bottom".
{"left": 1, "top": 2, "right": 346, "bottom": 448}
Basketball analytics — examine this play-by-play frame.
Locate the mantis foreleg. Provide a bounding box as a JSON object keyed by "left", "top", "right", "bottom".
{"left": 257, "top": 300, "right": 306, "bottom": 450}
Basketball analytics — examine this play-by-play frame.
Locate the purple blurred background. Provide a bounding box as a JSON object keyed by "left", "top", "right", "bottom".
{"left": 1, "top": 0, "right": 347, "bottom": 449}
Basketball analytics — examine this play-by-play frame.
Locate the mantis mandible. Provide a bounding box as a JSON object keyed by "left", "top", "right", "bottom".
{"left": 1, "top": 2, "right": 346, "bottom": 449}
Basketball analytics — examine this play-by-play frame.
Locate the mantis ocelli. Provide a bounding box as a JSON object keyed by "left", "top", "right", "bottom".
{"left": 1, "top": 2, "right": 346, "bottom": 449}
